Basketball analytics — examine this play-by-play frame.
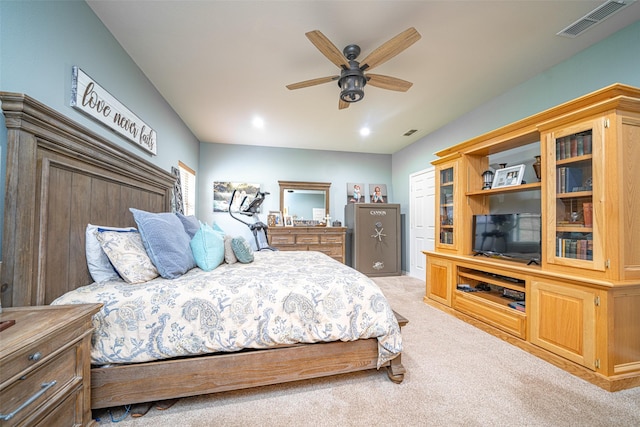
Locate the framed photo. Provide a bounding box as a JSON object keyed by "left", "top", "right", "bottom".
{"left": 268, "top": 211, "right": 282, "bottom": 227}
{"left": 369, "top": 184, "right": 388, "bottom": 203}
{"left": 284, "top": 215, "right": 293, "bottom": 227}
{"left": 347, "top": 182, "right": 365, "bottom": 203}
{"left": 491, "top": 164, "right": 525, "bottom": 189}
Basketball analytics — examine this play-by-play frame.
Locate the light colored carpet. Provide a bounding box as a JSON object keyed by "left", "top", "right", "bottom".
{"left": 94, "top": 276, "right": 640, "bottom": 426}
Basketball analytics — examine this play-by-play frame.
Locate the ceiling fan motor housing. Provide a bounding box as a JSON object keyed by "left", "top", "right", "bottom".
{"left": 339, "top": 45, "right": 366, "bottom": 103}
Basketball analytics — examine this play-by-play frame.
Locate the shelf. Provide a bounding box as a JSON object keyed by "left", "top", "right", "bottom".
{"left": 466, "top": 182, "right": 541, "bottom": 197}
{"left": 556, "top": 190, "right": 592, "bottom": 199}
{"left": 455, "top": 289, "right": 525, "bottom": 311}
{"left": 458, "top": 270, "right": 525, "bottom": 291}
{"left": 556, "top": 153, "right": 592, "bottom": 166}
{"left": 557, "top": 225, "right": 592, "bottom": 233}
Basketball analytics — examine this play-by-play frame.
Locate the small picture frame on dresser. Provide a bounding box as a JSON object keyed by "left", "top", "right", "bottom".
{"left": 284, "top": 215, "right": 293, "bottom": 227}
{"left": 269, "top": 211, "right": 282, "bottom": 226}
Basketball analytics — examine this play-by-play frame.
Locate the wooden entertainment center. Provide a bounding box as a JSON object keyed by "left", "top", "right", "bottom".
{"left": 423, "top": 83, "right": 640, "bottom": 391}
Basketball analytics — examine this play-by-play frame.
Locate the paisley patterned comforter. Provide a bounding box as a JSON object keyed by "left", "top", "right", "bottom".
{"left": 51, "top": 251, "right": 402, "bottom": 368}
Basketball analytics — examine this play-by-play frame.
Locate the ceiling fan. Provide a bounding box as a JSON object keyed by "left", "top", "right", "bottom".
{"left": 286, "top": 27, "right": 421, "bottom": 109}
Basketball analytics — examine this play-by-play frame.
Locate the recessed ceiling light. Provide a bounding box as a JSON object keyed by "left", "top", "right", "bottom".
{"left": 252, "top": 116, "right": 265, "bottom": 129}
{"left": 360, "top": 127, "right": 370, "bottom": 137}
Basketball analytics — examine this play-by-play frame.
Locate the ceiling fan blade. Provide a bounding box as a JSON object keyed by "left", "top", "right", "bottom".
{"left": 339, "top": 99, "right": 350, "bottom": 110}
{"left": 286, "top": 75, "right": 339, "bottom": 90}
{"left": 366, "top": 74, "right": 413, "bottom": 92}
{"left": 305, "top": 30, "right": 351, "bottom": 69}
{"left": 359, "top": 27, "right": 421, "bottom": 71}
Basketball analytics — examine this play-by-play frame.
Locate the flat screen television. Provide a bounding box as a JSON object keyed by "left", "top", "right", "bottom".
{"left": 472, "top": 213, "right": 541, "bottom": 264}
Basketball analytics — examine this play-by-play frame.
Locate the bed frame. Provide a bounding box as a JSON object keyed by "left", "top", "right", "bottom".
{"left": 1, "top": 92, "right": 407, "bottom": 409}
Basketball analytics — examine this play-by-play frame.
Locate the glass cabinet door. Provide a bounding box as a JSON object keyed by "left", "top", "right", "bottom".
{"left": 545, "top": 118, "right": 604, "bottom": 271}
{"left": 436, "top": 163, "right": 457, "bottom": 249}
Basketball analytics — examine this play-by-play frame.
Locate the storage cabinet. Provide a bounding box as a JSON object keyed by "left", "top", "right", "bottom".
{"left": 268, "top": 226, "right": 346, "bottom": 263}
{"left": 423, "top": 84, "right": 640, "bottom": 391}
{"left": 434, "top": 157, "right": 460, "bottom": 251}
{"left": 0, "top": 304, "right": 101, "bottom": 426}
{"left": 543, "top": 117, "right": 604, "bottom": 271}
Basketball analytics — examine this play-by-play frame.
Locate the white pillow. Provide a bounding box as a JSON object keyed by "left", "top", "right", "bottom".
{"left": 86, "top": 224, "right": 136, "bottom": 282}
{"left": 96, "top": 230, "right": 159, "bottom": 284}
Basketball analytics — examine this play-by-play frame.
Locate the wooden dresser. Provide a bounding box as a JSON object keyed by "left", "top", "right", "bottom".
{"left": 0, "top": 304, "right": 101, "bottom": 426}
{"left": 268, "top": 226, "right": 347, "bottom": 263}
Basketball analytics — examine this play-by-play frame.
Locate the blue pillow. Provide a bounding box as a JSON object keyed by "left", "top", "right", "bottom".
{"left": 129, "top": 208, "right": 196, "bottom": 279}
{"left": 176, "top": 212, "right": 201, "bottom": 238}
{"left": 231, "top": 236, "right": 254, "bottom": 263}
{"left": 190, "top": 223, "right": 225, "bottom": 271}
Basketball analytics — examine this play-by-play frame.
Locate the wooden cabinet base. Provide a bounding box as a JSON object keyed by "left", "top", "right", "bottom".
{"left": 424, "top": 298, "right": 640, "bottom": 392}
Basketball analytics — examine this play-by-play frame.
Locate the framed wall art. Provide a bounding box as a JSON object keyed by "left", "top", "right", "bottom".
{"left": 213, "top": 182, "right": 261, "bottom": 212}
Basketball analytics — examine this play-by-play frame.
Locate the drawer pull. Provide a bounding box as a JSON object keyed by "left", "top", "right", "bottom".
{"left": 28, "top": 352, "right": 42, "bottom": 362}
{"left": 0, "top": 380, "right": 57, "bottom": 421}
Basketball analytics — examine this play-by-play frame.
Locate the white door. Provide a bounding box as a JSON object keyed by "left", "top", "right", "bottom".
{"left": 409, "top": 168, "right": 435, "bottom": 279}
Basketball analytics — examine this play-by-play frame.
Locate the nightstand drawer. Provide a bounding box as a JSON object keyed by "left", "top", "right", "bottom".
{"left": 34, "top": 386, "right": 82, "bottom": 427}
{"left": 1, "top": 322, "right": 85, "bottom": 383}
{"left": 0, "top": 345, "right": 79, "bottom": 426}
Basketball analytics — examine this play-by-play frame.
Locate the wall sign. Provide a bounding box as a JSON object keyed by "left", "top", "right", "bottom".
{"left": 71, "top": 66, "right": 157, "bottom": 155}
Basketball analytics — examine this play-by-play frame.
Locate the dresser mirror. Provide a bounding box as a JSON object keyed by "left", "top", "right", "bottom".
{"left": 279, "top": 181, "right": 330, "bottom": 222}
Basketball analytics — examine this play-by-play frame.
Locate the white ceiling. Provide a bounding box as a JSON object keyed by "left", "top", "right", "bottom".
{"left": 87, "top": 1, "right": 640, "bottom": 154}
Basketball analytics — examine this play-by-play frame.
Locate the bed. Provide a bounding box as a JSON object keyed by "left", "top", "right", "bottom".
{"left": 0, "top": 92, "right": 407, "bottom": 409}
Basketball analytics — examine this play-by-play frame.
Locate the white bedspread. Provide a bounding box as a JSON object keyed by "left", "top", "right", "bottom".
{"left": 52, "top": 251, "right": 402, "bottom": 367}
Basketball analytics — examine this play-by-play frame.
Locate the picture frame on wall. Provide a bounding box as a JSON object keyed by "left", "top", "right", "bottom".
{"left": 369, "top": 184, "right": 388, "bottom": 203}
{"left": 347, "top": 182, "right": 365, "bottom": 203}
{"left": 491, "top": 164, "right": 525, "bottom": 189}
{"left": 213, "top": 182, "right": 261, "bottom": 212}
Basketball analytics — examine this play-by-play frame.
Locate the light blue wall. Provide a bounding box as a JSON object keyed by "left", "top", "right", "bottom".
{"left": 0, "top": 1, "right": 200, "bottom": 258}
{"left": 1, "top": 2, "right": 638, "bottom": 271}
{"left": 392, "top": 21, "right": 640, "bottom": 271}
{"left": 198, "top": 142, "right": 391, "bottom": 244}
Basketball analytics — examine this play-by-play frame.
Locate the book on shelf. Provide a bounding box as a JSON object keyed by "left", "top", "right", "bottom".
{"left": 583, "top": 202, "right": 593, "bottom": 228}
{"left": 556, "top": 131, "right": 592, "bottom": 160}
{"left": 556, "top": 167, "right": 583, "bottom": 193}
{"left": 556, "top": 235, "right": 593, "bottom": 260}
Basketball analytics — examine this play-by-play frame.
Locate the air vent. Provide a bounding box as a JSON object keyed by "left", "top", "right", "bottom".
{"left": 557, "top": 0, "right": 635, "bottom": 38}
{"left": 403, "top": 129, "right": 418, "bottom": 136}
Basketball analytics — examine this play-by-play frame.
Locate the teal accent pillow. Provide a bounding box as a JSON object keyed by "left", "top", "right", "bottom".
{"left": 190, "top": 223, "right": 225, "bottom": 271}
{"left": 129, "top": 208, "right": 196, "bottom": 279}
{"left": 231, "top": 236, "right": 254, "bottom": 263}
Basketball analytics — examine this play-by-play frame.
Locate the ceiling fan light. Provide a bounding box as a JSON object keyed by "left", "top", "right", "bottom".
{"left": 339, "top": 74, "right": 365, "bottom": 103}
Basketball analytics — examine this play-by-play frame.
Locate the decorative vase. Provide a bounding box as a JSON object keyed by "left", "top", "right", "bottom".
{"left": 532, "top": 155, "right": 542, "bottom": 181}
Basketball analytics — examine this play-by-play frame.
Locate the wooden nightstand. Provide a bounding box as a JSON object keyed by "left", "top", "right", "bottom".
{"left": 0, "top": 304, "right": 101, "bottom": 426}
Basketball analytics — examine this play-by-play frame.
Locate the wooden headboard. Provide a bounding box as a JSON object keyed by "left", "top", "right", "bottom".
{"left": 1, "top": 92, "right": 175, "bottom": 307}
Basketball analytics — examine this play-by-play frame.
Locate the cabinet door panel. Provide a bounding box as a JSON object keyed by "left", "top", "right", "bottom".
{"left": 530, "top": 280, "right": 596, "bottom": 369}
{"left": 426, "top": 256, "right": 451, "bottom": 306}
